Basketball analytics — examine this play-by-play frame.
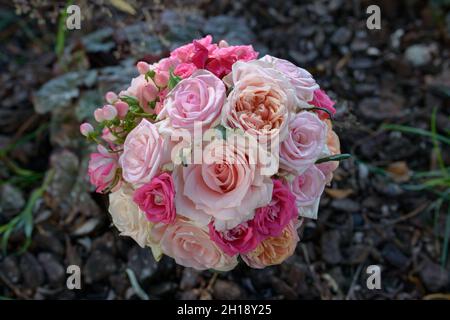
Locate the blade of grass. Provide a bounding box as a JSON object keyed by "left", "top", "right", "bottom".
{"left": 431, "top": 107, "right": 447, "bottom": 176}
{"left": 126, "top": 268, "right": 149, "bottom": 300}
{"left": 55, "top": 0, "right": 73, "bottom": 59}
{"left": 382, "top": 124, "right": 450, "bottom": 146}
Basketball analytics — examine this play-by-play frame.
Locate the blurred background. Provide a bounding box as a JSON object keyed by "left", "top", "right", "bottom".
{"left": 0, "top": 0, "right": 449, "bottom": 300}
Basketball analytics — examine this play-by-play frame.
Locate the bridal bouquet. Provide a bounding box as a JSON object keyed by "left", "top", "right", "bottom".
{"left": 81, "top": 35, "right": 342, "bottom": 271}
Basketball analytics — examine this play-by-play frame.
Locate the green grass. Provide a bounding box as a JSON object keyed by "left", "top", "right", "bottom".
{"left": 379, "top": 108, "right": 450, "bottom": 267}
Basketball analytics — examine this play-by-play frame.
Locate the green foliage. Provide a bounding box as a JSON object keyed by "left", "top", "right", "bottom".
{"left": 316, "top": 153, "right": 352, "bottom": 164}
{"left": 168, "top": 70, "right": 182, "bottom": 90}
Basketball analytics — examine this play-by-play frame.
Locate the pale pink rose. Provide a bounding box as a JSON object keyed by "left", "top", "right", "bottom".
{"left": 316, "top": 120, "right": 341, "bottom": 184}
{"left": 114, "top": 101, "right": 129, "bottom": 119}
{"left": 120, "top": 119, "right": 165, "bottom": 186}
{"left": 101, "top": 128, "right": 116, "bottom": 144}
{"left": 254, "top": 179, "right": 298, "bottom": 238}
{"left": 122, "top": 74, "right": 158, "bottom": 113}
{"left": 80, "top": 123, "right": 93, "bottom": 137}
{"left": 154, "top": 57, "right": 180, "bottom": 87}
{"left": 310, "top": 89, "right": 336, "bottom": 120}
{"left": 88, "top": 145, "right": 120, "bottom": 193}
{"left": 209, "top": 220, "right": 261, "bottom": 256}
{"left": 222, "top": 60, "right": 295, "bottom": 142}
{"left": 173, "top": 134, "right": 274, "bottom": 230}
{"left": 133, "top": 172, "right": 176, "bottom": 224}
{"left": 279, "top": 111, "right": 327, "bottom": 175}
{"left": 158, "top": 70, "right": 226, "bottom": 132}
{"left": 242, "top": 220, "right": 300, "bottom": 269}
{"left": 260, "top": 55, "right": 319, "bottom": 103}
{"left": 290, "top": 165, "right": 326, "bottom": 219}
{"left": 160, "top": 218, "right": 238, "bottom": 271}
{"left": 174, "top": 62, "right": 197, "bottom": 78}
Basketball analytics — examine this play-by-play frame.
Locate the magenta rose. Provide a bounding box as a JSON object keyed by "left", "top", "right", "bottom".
{"left": 88, "top": 145, "right": 120, "bottom": 193}
{"left": 310, "top": 89, "right": 336, "bottom": 120}
{"left": 279, "top": 111, "right": 327, "bottom": 175}
{"left": 133, "top": 173, "right": 176, "bottom": 224}
{"left": 253, "top": 179, "right": 298, "bottom": 238}
{"left": 158, "top": 70, "right": 226, "bottom": 132}
{"left": 209, "top": 220, "right": 261, "bottom": 256}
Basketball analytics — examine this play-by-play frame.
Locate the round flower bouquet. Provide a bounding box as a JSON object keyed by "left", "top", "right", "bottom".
{"left": 81, "top": 35, "right": 344, "bottom": 271}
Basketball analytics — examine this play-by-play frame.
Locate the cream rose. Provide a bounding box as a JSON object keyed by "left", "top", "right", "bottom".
{"left": 160, "top": 218, "right": 238, "bottom": 271}
{"left": 108, "top": 185, "right": 162, "bottom": 260}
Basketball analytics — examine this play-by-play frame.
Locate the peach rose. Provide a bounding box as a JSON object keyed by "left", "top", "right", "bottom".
{"left": 160, "top": 218, "right": 238, "bottom": 271}
{"left": 222, "top": 60, "right": 296, "bottom": 142}
{"left": 242, "top": 220, "right": 300, "bottom": 269}
{"left": 120, "top": 119, "right": 166, "bottom": 186}
{"left": 316, "top": 120, "right": 341, "bottom": 184}
{"left": 108, "top": 185, "right": 162, "bottom": 260}
{"left": 173, "top": 134, "right": 274, "bottom": 231}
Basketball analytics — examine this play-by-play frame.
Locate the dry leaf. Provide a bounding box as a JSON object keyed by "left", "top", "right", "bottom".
{"left": 109, "top": 0, "right": 136, "bottom": 15}
{"left": 387, "top": 161, "right": 411, "bottom": 183}
{"left": 325, "top": 188, "right": 353, "bottom": 199}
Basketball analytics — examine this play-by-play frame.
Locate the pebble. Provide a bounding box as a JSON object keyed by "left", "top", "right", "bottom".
{"left": 20, "top": 253, "right": 45, "bottom": 289}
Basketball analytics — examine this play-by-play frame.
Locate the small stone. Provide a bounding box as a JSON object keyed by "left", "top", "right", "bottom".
{"left": 331, "top": 199, "right": 361, "bottom": 213}
{"left": 405, "top": 44, "right": 433, "bottom": 67}
{"left": 419, "top": 259, "right": 449, "bottom": 292}
{"left": 0, "top": 256, "right": 21, "bottom": 283}
{"left": 20, "top": 253, "right": 44, "bottom": 289}
{"left": 127, "top": 246, "right": 157, "bottom": 283}
{"left": 382, "top": 243, "right": 409, "bottom": 270}
{"left": 37, "top": 252, "right": 65, "bottom": 285}
{"left": 331, "top": 27, "right": 352, "bottom": 46}
{"left": 321, "top": 230, "right": 342, "bottom": 264}
{"left": 213, "top": 279, "right": 243, "bottom": 300}
{"left": 84, "top": 250, "right": 117, "bottom": 283}
{"left": 0, "top": 184, "right": 25, "bottom": 219}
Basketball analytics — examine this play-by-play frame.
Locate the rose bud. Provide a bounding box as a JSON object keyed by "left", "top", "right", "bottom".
{"left": 137, "top": 61, "right": 150, "bottom": 75}
{"left": 218, "top": 40, "right": 229, "bottom": 48}
{"left": 80, "top": 123, "right": 94, "bottom": 137}
{"left": 154, "top": 72, "right": 169, "bottom": 87}
{"left": 102, "top": 105, "right": 118, "bottom": 121}
{"left": 115, "top": 101, "right": 129, "bottom": 119}
{"left": 142, "top": 83, "right": 158, "bottom": 102}
{"left": 105, "top": 91, "right": 118, "bottom": 104}
{"left": 94, "top": 108, "right": 105, "bottom": 122}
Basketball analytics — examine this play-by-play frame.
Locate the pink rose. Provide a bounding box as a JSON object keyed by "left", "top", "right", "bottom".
{"left": 279, "top": 111, "right": 327, "bottom": 175}
{"left": 290, "top": 165, "right": 326, "bottom": 219}
{"left": 122, "top": 75, "right": 158, "bottom": 113}
{"left": 154, "top": 57, "right": 180, "bottom": 87}
{"left": 174, "top": 62, "right": 197, "bottom": 78}
{"left": 158, "top": 70, "right": 226, "bottom": 132}
{"left": 133, "top": 172, "right": 176, "bottom": 224}
{"left": 254, "top": 179, "right": 297, "bottom": 238}
{"left": 173, "top": 134, "right": 274, "bottom": 230}
{"left": 242, "top": 220, "right": 300, "bottom": 268}
{"left": 88, "top": 145, "right": 120, "bottom": 193}
{"left": 260, "top": 55, "right": 319, "bottom": 104}
{"left": 120, "top": 119, "right": 165, "bottom": 186}
{"left": 160, "top": 218, "right": 238, "bottom": 271}
{"left": 208, "top": 220, "right": 261, "bottom": 256}
{"left": 310, "top": 89, "right": 336, "bottom": 120}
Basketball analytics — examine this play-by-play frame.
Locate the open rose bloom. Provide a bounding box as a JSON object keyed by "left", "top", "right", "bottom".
{"left": 81, "top": 35, "right": 344, "bottom": 271}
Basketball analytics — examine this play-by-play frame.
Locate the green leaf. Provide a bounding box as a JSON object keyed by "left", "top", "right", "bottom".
{"left": 145, "top": 70, "right": 155, "bottom": 82}
{"left": 382, "top": 124, "right": 450, "bottom": 146}
{"left": 168, "top": 70, "right": 181, "bottom": 90}
{"left": 316, "top": 153, "right": 352, "bottom": 164}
